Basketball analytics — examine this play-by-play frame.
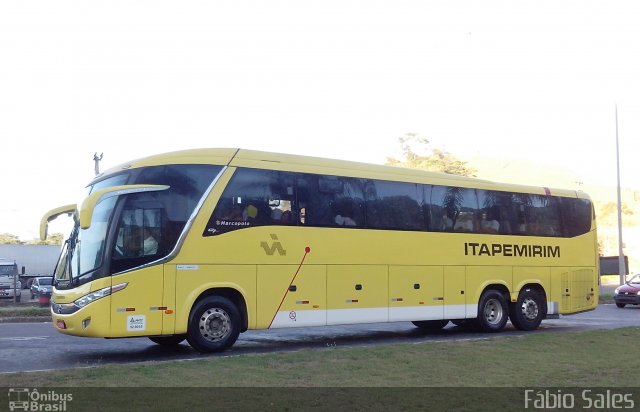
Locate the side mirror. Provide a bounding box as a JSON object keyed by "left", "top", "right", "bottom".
{"left": 40, "top": 204, "right": 77, "bottom": 241}
{"left": 79, "top": 184, "right": 170, "bottom": 229}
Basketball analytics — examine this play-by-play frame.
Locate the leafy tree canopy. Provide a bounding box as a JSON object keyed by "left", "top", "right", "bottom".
{"left": 0, "top": 233, "right": 64, "bottom": 245}
{"left": 0, "top": 233, "right": 22, "bottom": 244}
{"left": 386, "top": 133, "right": 477, "bottom": 177}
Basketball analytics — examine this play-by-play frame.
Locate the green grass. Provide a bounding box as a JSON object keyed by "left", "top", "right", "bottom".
{"left": 599, "top": 292, "right": 615, "bottom": 304}
{"left": 0, "top": 306, "right": 50, "bottom": 317}
{"left": 2, "top": 328, "right": 639, "bottom": 388}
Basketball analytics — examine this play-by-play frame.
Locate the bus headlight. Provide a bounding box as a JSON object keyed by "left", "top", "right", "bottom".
{"left": 614, "top": 287, "right": 620, "bottom": 295}
{"left": 52, "top": 283, "right": 128, "bottom": 315}
{"left": 75, "top": 283, "right": 128, "bottom": 308}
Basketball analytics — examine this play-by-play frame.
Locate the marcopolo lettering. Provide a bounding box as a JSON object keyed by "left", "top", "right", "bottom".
{"left": 464, "top": 242, "right": 560, "bottom": 258}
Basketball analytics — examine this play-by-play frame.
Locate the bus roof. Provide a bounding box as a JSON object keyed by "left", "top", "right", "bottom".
{"left": 95, "top": 148, "right": 584, "bottom": 199}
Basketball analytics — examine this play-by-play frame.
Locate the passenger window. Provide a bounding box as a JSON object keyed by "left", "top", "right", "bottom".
{"left": 476, "top": 190, "right": 517, "bottom": 235}
{"left": 365, "top": 180, "right": 424, "bottom": 230}
{"left": 297, "top": 174, "right": 365, "bottom": 228}
{"left": 206, "top": 168, "right": 295, "bottom": 235}
{"left": 560, "top": 197, "right": 592, "bottom": 237}
{"left": 522, "top": 195, "right": 562, "bottom": 236}
{"left": 430, "top": 186, "right": 478, "bottom": 232}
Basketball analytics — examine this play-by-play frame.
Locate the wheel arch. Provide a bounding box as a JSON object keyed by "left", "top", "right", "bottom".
{"left": 468, "top": 283, "right": 510, "bottom": 318}
{"left": 513, "top": 282, "right": 547, "bottom": 303}
{"left": 180, "top": 286, "right": 249, "bottom": 333}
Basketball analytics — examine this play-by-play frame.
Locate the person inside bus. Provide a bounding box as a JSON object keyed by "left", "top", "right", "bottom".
{"left": 480, "top": 207, "right": 500, "bottom": 234}
{"left": 143, "top": 228, "right": 159, "bottom": 255}
{"left": 335, "top": 214, "right": 357, "bottom": 226}
{"left": 454, "top": 212, "right": 475, "bottom": 232}
{"left": 280, "top": 210, "right": 293, "bottom": 224}
{"left": 440, "top": 212, "right": 454, "bottom": 231}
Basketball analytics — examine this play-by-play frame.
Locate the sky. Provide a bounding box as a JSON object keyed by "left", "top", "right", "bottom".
{"left": 1, "top": 1, "right": 639, "bottom": 240}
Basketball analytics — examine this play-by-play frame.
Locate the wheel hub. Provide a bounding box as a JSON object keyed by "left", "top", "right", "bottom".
{"left": 521, "top": 298, "right": 539, "bottom": 320}
{"left": 484, "top": 298, "right": 504, "bottom": 325}
{"left": 199, "top": 308, "right": 231, "bottom": 342}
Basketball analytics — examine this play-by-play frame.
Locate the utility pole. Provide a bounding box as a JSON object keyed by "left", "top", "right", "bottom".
{"left": 615, "top": 105, "right": 627, "bottom": 285}
{"left": 93, "top": 152, "right": 103, "bottom": 176}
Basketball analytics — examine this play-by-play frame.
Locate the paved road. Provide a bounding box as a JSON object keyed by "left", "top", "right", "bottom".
{"left": 0, "top": 304, "right": 638, "bottom": 375}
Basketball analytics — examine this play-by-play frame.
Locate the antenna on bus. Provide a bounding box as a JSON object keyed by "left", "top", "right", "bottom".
{"left": 93, "top": 152, "right": 104, "bottom": 176}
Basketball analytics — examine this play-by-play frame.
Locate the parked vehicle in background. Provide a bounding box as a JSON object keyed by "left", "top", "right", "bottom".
{"left": 614, "top": 274, "right": 640, "bottom": 308}
{"left": 0, "top": 244, "right": 61, "bottom": 289}
{"left": 0, "top": 258, "right": 21, "bottom": 302}
{"left": 31, "top": 277, "right": 53, "bottom": 299}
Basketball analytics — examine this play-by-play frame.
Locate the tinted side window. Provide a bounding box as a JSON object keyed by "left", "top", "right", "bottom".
{"left": 476, "top": 190, "right": 518, "bottom": 235}
{"left": 298, "top": 174, "right": 365, "bottom": 228}
{"left": 364, "top": 180, "right": 424, "bottom": 230}
{"left": 206, "top": 168, "right": 296, "bottom": 235}
{"left": 430, "top": 186, "right": 478, "bottom": 232}
{"left": 561, "top": 197, "right": 592, "bottom": 237}
{"left": 520, "top": 195, "right": 562, "bottom": 236}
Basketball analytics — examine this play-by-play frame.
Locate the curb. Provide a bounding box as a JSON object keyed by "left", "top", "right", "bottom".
{"left": 0, "top": 316, "right": 52, "bottom": 323}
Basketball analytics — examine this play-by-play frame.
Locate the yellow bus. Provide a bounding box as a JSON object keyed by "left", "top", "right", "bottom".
{"left": 41, "top": 149, "right": 598, "bottom": 352}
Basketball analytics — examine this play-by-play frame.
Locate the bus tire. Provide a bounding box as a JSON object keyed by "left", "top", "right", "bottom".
{"left": 149, "top": 335, "right": 186, "bottom": 346}
{"left": 411, "top": 320, "right": 449, "bottom": 331}
{"left": 187, "top": 296, "right": 241, "bottom": 353}
{"left": 615, "top": 303, "right": 625, "bottom": 308}
{"left": 473, "top": 290, "right": 508, "bottom": 333}
{"left": 509, "top": 288, "right": 546, "bottom": 331}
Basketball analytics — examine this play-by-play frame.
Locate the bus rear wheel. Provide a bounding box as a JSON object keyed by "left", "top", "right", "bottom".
{"left": 149, "top": 335, "right": 186, "bottom": 346}
{"left": 187, "top": 296, "right": 241, "bottom": 353}
{"left": 411, "top": 320, "right": 449, "bottom": 331}
{"left": 509, "top": 288, "right": 546, "bottom": 331}
{"left": 473, "top": 290, "right": 508, "bottom": 333}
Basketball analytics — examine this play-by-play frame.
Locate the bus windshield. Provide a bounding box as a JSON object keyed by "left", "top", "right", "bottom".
{"left": 54, "top": 195, "right": 118, "bottom": 285}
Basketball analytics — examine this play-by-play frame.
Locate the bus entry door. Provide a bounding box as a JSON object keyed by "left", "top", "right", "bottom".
{"left": 110, "top": 265, "right": 164, "bottom": 337}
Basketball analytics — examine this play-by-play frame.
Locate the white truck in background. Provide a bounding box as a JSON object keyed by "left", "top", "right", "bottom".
{"left": 0, "top": 258, "right": 21, "bottom": 302}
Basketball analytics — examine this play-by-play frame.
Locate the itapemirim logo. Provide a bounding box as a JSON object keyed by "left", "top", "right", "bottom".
{"left": 260, "top": 234, "right": 286, "bottom": 256}
{"left": 7, "top": 388, "right": 73, "bottom": 411}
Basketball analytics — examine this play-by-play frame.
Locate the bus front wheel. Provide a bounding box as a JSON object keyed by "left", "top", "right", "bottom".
{"left": 149, "top": 335, "right": 186, "bottom": 346}
{"left": 509, "top": 288, "right": 546, "bottom": 331}
{"left": 473, "top": 290, "right": 508, "bottom": 333}
{"left": 187, "top": 296, "right": 241, "bottom": 353}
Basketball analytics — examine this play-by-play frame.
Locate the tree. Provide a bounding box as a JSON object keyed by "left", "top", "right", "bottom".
{"left": 386, "top": 133, "right": 477, "bottom": 177}
{"left": 0, "top": 232, "right": 64, "bottom": 245}
{"left": 0, "top": 233, "right": 24, "bottom": 244}
{"left": 25, "top": 233, "right": 64, "bottom": 246}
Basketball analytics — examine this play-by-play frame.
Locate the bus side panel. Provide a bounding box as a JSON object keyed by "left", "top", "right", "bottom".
{"left": 110, "top": 265, "right": 164, "bottom": 337}
{"left": 174, "top": 264, "right": 256, "bottom": 334}
{"left": 162, "top": 265, "right": 176, "bottom": 335}
{"left": 552, "top": 267, "right": 597, "bottom": 314}
{"left": 258, "top": 265, "right": 326, "bottom": 329}
{"left": 388, "top": 266, "right": 443, "bottom": 322}
{"left": 512, "top": 266, "right": 551, "bottom": 309}
{"left": 443, "top": 266, "right": 466, "bottom": 319}
{"left": 327, "top": 265, "right": 388, "bottom": 325}
{"left": 465, "top": 266, "right": 512, "bottom": 318}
